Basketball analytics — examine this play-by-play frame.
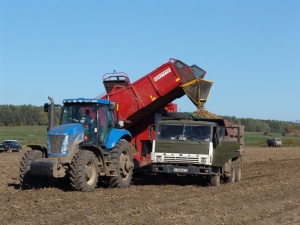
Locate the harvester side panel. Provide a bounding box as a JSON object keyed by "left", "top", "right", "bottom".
{"left": 103, "top": 61, "right": 184, "bottom": 126}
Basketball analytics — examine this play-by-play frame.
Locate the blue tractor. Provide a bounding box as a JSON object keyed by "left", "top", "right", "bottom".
{"left": 19, "top": 97, "right": 133, "bottom": 192}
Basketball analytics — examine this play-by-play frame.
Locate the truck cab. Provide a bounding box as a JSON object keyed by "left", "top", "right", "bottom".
{"left": 151, "top": 115, "right": 244, "bottom": 186}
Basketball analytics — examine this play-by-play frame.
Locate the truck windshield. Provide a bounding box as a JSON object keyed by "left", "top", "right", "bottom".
{"left": 3, "top": 141, "right": 18, "bottom": 146}
{"left": 157, "top": 124, "right": 211, "bottom": 141}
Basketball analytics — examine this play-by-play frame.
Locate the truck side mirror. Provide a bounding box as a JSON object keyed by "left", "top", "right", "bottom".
{"left": 149, "top": 124, "right": 155, "bottom": 142}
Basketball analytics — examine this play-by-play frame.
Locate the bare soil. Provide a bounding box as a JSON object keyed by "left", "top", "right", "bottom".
{"left": 1, "top": 147, "right": 300, "bottom": 225}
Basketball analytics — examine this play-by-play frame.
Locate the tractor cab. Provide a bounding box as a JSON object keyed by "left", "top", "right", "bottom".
{"left": 60, "top": 98, "right": 115, "bottom": 145}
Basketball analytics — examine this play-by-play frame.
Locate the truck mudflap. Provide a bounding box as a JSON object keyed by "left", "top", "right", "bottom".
{"left": 152, "top": 164, "right": 213, "bottom": 175}
{"left": 30, "top": 158, "right": 58, "bottom": 177}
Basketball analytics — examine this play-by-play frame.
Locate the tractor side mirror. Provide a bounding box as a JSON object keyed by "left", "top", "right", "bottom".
{"left": 109, "top": 102, "right": 116, "bottom": 111}
{"left": 44, "top": 103, "right": 49, "bottom": 112}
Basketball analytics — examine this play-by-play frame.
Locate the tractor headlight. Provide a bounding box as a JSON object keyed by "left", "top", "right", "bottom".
{"left": 47, "top": 137, "right": 51, "bottom": 154}
{"left": 61, "top": 135, "right": 69, "bottom": 155}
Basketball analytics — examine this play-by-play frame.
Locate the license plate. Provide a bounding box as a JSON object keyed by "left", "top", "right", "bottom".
{"left": 174, "top": 168, "right": 188, "bottom": 173}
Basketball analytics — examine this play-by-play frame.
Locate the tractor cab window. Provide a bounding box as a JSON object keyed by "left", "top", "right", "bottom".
{"left": 61, "top": 104, "right": 97, "bottom": 143}
{"left": 98, "top": 105, "right": 110, "bottom": 143}
{"left": 61, "top": 104, "right": 96, "bottom": 126}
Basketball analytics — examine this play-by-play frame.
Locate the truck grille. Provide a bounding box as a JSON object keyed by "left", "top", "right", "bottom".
{"left": 164, "top": 156, "right": 199, "bottom": 164}
{"left": 50, "top": 135, "right": 65, "bottom": 154}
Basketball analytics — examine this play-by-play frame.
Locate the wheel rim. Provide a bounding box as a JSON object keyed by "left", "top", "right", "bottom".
{"left": 85, "top": 160, "right": 97, "bottom": 186}
{"left": 119, "top": 151, "right": 131, "bottom": 179}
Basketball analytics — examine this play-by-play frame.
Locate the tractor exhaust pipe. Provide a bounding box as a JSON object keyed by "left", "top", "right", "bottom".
{"left": 44, "top": 96, "right": 55, "bottom": 131}
{"left": 48, "top": 96, "right": 55, "bottom": 131}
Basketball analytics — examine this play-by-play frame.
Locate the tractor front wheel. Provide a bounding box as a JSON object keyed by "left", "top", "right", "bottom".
{"left": 19, "top": 150, "right": 43, "bottom": 189}
{"left": 70, "top": 150, "right": 99, "bottom": 192}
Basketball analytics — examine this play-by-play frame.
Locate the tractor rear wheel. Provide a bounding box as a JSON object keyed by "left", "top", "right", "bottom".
{"left": 109, "top": 139, "right": 133, "bottom": 188}
{"left": 19, "top": 150, "right": 43, "bottom": 189}
{"left": 70, "top": 150, "right": 99, "bottom": 192}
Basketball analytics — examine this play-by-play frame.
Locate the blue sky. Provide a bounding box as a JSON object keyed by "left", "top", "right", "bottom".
{"left": 0, "top": 0, "right": 299, "bottom": 122}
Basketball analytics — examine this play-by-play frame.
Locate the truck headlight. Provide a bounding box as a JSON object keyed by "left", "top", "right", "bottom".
{"left": 156, "top": 156, "right": 163, "bottom": 162}
{"left": 201, "top": 157, "right": 207, "bottom": 163}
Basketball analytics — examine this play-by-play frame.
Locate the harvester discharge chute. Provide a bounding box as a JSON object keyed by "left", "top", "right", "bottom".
{"left": 173, "top": 60, "right": 213, "bottom": 109}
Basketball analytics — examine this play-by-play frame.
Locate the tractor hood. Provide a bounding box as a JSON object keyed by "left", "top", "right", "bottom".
{"left": 49, "top": 124, "right": 83, "bottom": 140}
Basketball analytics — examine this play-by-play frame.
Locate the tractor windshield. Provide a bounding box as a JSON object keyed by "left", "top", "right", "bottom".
{"left": 61, "top": 104, "right": 97, "bottom": 126}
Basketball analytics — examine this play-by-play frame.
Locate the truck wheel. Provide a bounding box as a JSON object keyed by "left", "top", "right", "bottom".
{"left": 225, "top": 161, "right": 235, "bottom": 183}
{"left": 109, "top": 139, "right": 133, "bottom": 188}
{"left": 70, "top": 150, "right": 99, "bottom": 192}
{"left": 19, "top": 150, "right": 43, "bottom": 189}
{"left": 210, "top": 174, "right": 220, "bottom": 186}
{"left": 235, "top": 158, "right": 242, "bottom": 182}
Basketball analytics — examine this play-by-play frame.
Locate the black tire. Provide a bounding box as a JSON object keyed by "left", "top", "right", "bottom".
{"left": 109, "top": 139, "right": 133, "bottom": 188}
{"left": 235, "top": 158, "right": 242, "bottom": 182}
{"left": 165, "top": 112, "right": 192, "bottom": 119}
{"left": 210, "top": 174, "right": 220, "bottom": 186}
{"left": 225, "top": 161, "right": 236, "bottom": 183}
{"left": 70, "top": 150, "right": 99, "bottom": 192}
{"left": 209, "top": 166, "right": 221, "bottom": 186}
{"left": 19, "top": 150, "right": 43, "bottom": 189}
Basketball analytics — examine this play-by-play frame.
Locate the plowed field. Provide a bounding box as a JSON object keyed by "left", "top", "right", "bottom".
{"left": 1, "top": 147, "right": 300, "bottom": 225}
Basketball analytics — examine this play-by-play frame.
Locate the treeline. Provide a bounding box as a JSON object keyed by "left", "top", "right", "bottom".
{"left": 1, "top": 105, "right": 300, "bottom": 134}
{"left": 223, "top": 116, "right": 300, "bottom": 134}
{"left": 0, "top": 105, "right": 60, "bottom": 126}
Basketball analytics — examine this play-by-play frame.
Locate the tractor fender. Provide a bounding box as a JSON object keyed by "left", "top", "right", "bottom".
{"left": 106, "top": 128, "right": 131, "bottom": 149}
